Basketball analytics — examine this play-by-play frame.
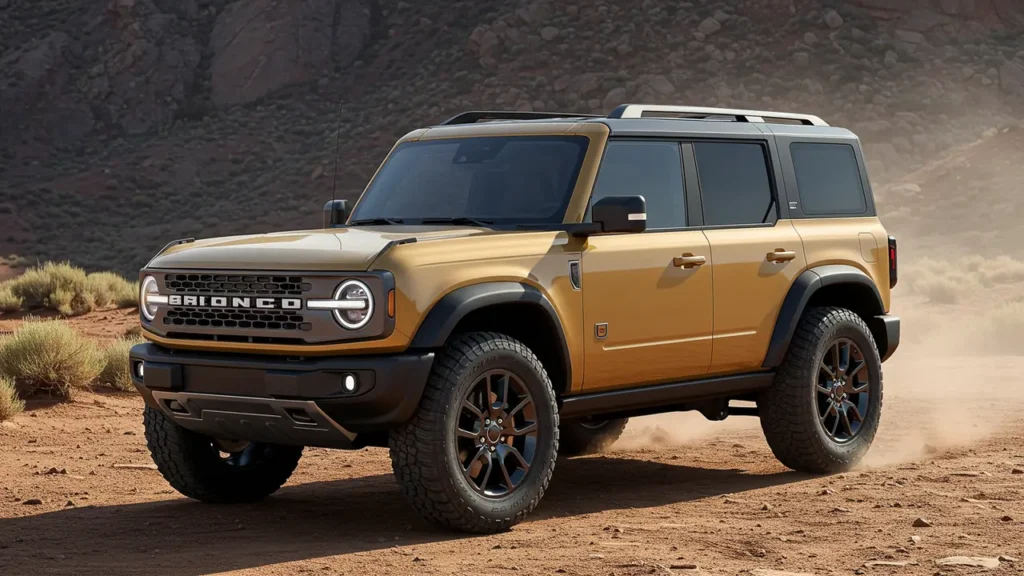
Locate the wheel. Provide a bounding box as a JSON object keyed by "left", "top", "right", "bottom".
{"left": 758, "top": 306, "right": 883, "bottom": 473}
{"left": 389, "top": 332, "right": 559, "bottom": 533}
{"left": 560, "top": 417, "right": 628, "bottom": 456}
{"left": 143, "top": 406, "right": 303, "bottom": 503}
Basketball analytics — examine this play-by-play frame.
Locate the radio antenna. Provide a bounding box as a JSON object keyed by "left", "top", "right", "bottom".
{"left": 328, "top": 102, "right": 344, "bottom": 227}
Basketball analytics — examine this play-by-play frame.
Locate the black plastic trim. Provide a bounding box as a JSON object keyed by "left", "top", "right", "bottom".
{"left": 409, "top": 282, "right": 572, "bottom": 386}
{"left": 129, "top": 343, "right": 434, "bottom": 432}
{"left": 872, "top": 315, "right": 900, "bottom": 362}
{"left": 559, "top": 372, "right": 775, "bottom": 419}
{"left": 762, "top": 265, "right": 885, "bottom": 368}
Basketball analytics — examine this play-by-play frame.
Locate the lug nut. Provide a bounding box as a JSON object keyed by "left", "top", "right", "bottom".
{"left": 479, "top": 437, "right": 485, "bottom": 443}
{"left": 489, "top": 446, "right": 496, "bottom": 452}
{"left": 497, "top": 419, "right": 503, "bottom": 424}
{"left": 500, "top": 436, "right": 506, "bottom": 442}
{"left": 485, "top": 419, "right": 490, "bottom": 425}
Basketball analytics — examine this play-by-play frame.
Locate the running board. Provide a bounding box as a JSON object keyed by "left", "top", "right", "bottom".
{"left": 559, "top": 372, "right": 774, "bottom": 420}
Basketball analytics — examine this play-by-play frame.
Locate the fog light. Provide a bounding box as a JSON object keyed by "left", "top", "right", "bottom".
{"left": 136, "top": 362, "right": 145, "bottom": 379}
{"left": 343, "top": 374, "right": 357, "bottom": 393}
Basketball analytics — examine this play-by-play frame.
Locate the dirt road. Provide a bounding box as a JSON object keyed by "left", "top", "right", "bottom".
{"left": 1, "top": 305, "right": 1022, "bottom": 576}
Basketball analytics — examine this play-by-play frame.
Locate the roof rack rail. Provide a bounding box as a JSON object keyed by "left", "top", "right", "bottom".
{"left": 440, "top": 110, "right": 602, "bottom": 125}
{"left": 607, "top": 104, "right": 829, "bottom": 127}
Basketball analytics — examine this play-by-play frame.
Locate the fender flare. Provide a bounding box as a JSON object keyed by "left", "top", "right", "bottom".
{"left": 409, "top": 282, "right": 572, "bottom": 385}
{"left": 762, "top": 265, "right": 884, "bottom": 368}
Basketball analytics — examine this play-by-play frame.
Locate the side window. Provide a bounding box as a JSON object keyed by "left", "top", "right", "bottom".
{"left": 790, "top": 143, "right": 867, "bottom": 215}
{"left": 694, "top": 142, "right": 774, "bottom": 226}
{"left": 587, "top": 141, "right": 686, "bottom": 229}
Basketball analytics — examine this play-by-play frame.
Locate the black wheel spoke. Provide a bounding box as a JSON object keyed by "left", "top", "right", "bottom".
{"left": 831, "top": 343, "right": 841, "bottom": 376}
{"left": 500, "top": 374, "right": 510, "bottom": 409}
{"left": 499, "top": 456, "right": 516, "bottom": 490}
{"left": 819, "top": 362, "right": 835, "bottom": 379}
{"left": 509, "top": 421, "right": 537, "bottom": 436}
{"left": 507, "top": 396, "right": 532, "bottom": 420}
{"left": 820, "top": 402, "right": 833, "bottom": 421}
{"left": 463, "top": 446, "right": 487, "bottom": 487}
{"left": 839, "top": 406, "right": 854, "bottom": 436}
{"left": 506, "top": 445, "right": 530, "bottom": 472}
{"left": 829, "top": 412, "right": 841, "bottom": 436}
{"left": 457, "top": 426, "right": 479, "bottom": 440}
{"left": 850, "top": 380, "right": 869, "bottom": 394}
{"left": 816, "top": 383, "right": 832, "bottom": 395}
{"left": 844, "top": 400, "right": 863, "bottom": 423}
{"left": 462, "top": 400, "right": 484, "bottom": 419}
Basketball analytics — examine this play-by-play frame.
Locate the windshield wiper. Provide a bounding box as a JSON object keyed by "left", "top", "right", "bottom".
{"left": 420, "top": 217, "right": 495, "bottom": 227}
{"left": 350, "top": 217, "right": 405, "bottom": 226}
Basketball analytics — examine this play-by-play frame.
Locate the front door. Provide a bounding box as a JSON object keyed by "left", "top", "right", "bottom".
{"left": 581, "top": 140, "right": 713, "bottom": 392}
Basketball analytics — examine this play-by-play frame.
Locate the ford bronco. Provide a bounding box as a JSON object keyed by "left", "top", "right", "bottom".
{"left": 130, "top": 104, "right": 900, "bottom": 533}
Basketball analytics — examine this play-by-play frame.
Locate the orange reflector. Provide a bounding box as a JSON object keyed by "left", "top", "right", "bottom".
{"left": 387, "top": 290, "right": 395, "bottom": 317}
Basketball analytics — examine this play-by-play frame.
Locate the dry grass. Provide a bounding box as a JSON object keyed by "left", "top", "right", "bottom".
{"left": 0, "top": 319, "right": 102, "bottom": 400}
{"left": 0, "top": 375, "right": 24, "bottom": 421}
{"left": 97, "top": 337, "right": 143, "bottom": 392}
{"left": 0, "top": 262, "right": 137, "bottom": 317}
{"left": 86, "top": 272, "right": 138, "bottom": 309}
{"left": 0, "top": 286, "right": 22, "bottom": 313}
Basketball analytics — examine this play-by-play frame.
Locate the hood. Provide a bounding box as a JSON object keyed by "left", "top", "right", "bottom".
{"left": 146, "top": 226, "right": 488, "bottom": 271}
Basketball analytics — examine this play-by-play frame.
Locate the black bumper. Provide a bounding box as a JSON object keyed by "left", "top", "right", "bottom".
{"left": 873, "top": 314, "right": 900, "bottom": 362}
{"left": 129, "top": 343, "right": 434, "bottom": 447}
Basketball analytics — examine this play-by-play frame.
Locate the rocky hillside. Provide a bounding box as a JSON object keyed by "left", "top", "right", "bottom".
{"left": 1, "top": 0, "right": 1023, "bottom": 273}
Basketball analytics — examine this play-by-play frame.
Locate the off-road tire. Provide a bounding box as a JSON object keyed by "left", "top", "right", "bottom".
{"left": 143, "top": 406, "right": 303, "bottom": 503}
{"left": 560, "top": 418, "right": 628, "bottom": 456}
{"left": 759, "top": 306, "right": 883, "bottom": 474}
{"left": 389, "top": 332, "right": 559, "bottom": 533}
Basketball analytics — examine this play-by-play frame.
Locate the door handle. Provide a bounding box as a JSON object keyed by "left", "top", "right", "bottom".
{"left": 673, "top": 254, "right": 706, "bottom": 269}
{"left": 767, "top": 249, "right": 797, "bottom": 263}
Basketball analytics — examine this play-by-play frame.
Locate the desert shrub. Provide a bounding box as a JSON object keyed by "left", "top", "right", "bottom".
{"left": 86, "top": 272, "right": 137, "bottom": 309}
{"left": 49, "top": 287, "right": 95, "bottom": 317}
{"left": 0, "top": 376, "right": 24, "bottom": 421}
{"left": 123, "top": 324, "right": 142, "bottom": 338}
{"left": 0, "top": 320, "right": 102, "bottom": 400}
{"left": 97, "top": 337, "right": 143, "bottom": 392}
{"left": 0, "top": 286, "right": 21, "bottom": 313}
{"left": 4, "top": 262, "right": 94, "bottom": 316}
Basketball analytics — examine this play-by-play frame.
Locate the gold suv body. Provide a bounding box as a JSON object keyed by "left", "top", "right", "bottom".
{"left": 131, "top": 105, "right": 900, "bottom": 533}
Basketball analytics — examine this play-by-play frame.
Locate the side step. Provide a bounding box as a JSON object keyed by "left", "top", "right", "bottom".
{"left": 559, "top": 372, "right": 774, "bottom": 420}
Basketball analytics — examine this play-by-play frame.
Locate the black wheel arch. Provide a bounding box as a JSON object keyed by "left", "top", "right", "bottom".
{"left": 409, "top": 282, "right": 573, "bottom": 394}
{"left": 763, "top": 265, "right": 887, "bottom": 368}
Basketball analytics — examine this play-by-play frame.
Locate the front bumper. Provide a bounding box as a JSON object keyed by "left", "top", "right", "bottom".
{"left": 129, "top": 343, "right": 434, "bottom": 449}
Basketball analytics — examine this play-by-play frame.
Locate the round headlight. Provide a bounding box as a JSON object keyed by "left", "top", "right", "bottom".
{"left": 333, "top": 279, "right": 373, "bottom": 330}
{"left": 140, "top": 276, "right": 159, "bottom": 321}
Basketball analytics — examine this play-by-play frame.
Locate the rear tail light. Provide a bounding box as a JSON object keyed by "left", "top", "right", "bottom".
{"left": 887, "top": 235, "right": 898, "bottom": 289}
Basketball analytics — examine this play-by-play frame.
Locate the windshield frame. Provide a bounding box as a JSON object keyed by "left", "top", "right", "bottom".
{"left": 347, "top": 128, "right": 606, "bottom": 228}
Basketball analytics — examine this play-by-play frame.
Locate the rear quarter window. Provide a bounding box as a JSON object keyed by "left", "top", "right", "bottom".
{"left": 790, "top": 143, "right": 867, "bottom": 215}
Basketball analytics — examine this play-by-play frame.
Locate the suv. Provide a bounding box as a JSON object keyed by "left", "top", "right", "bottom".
{"left": 130, "top": 104, "right": 900, "bottom": 533}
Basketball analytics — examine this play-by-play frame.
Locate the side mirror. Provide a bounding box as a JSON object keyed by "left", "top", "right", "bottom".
{"left": 323, "top": 199, "right": 350, "bottom": 228}
{"left": 592, "top": 195, "right": 646, "bottom": 234}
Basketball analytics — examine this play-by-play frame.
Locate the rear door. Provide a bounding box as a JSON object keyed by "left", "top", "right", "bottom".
{"left": 692, "top": 139, "right": 807, "bottom": 375}
{"left": 580, "top": 140, "right": 713, "bottom": 392}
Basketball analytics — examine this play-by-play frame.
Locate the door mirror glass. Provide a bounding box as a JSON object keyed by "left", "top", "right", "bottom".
{"left": 592, "top": 195, "right": 646, "bottom": 234}
{"left": 323, "top": 199, "right": 350, "bottom": 228}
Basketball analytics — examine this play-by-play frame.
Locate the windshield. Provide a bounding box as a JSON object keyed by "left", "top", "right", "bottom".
{"left": 350, "top": 136, "right": 590, "bottom": 225}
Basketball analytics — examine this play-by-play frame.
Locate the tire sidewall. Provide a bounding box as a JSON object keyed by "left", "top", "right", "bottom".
{"left": 807, "top": 319, "right": 883, "bottom": 462}
{"left": 441, "top": 345, "right": 558, "bottom": 521}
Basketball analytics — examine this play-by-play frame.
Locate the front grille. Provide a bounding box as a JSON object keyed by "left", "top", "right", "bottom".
{"left": 165, "top": 332, "right": 307, "bottom": 346}
{"left": 163, "top": 274, "right": 312, "bottom": 296}
{"left": 164, "top": 307, "right": 312, "bottom": 332}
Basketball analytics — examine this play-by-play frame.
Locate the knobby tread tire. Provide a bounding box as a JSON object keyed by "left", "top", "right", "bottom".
{"left": 759, "top": 306, "right": 883, "bottom": 474}
{"left": 143, "top": 406, "right": 302, "bottom": 503}
{"left": 560, "top": 418, "right": 628, "bottom": 456}
{"left": 389, "top": 332, "right": 559, "bottom": 534}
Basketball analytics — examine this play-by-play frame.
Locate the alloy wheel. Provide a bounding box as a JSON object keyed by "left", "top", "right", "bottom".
{"left": 455, "top": 369, "right": 539, "bottom": 498}
{"left": 815, "top": 338, "right": 871, "bottom": 443}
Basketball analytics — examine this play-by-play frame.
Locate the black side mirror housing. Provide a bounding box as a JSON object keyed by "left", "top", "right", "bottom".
{"left": 592, "top": 195, "right": 647, "bottom": 234}
{"left": 323, "top": 199, "right": 350, "bottom": 228}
